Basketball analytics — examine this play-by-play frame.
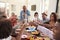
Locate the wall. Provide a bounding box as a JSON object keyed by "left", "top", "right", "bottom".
{"left": 0, "top": 0, "right": 57, "bottom": 19}
{"left": 57, "top": 0, "right": 60, "bottom": 19}
{"left": 48, "top": 0, "right": 57, "bottom": 18}
{"left": 0, "top": 0, "right": 27, "bottom": 17}
{"left": 27, "top": 0, "right": 42, "bottom": 20}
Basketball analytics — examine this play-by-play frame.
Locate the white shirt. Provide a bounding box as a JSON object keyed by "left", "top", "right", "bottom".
{"left": 37, "top": 25, "right": 54, "bottom": 40}
{"left": 33, "top": 17, "right": 40, "bottom": 22}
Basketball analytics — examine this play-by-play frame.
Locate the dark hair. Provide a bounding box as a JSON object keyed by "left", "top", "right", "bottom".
{"left": 34, "top": 12, "right": 38, "bottom": 16}
{"left": 0, "top": 20, "right": 12, "bottom": 39}
{"left": 50, "top": 12, "right": 57, "bottom": 22}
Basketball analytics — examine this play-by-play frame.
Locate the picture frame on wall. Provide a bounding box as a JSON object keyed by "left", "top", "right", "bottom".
{"left": 31, "top": 5, "right": 36, "bottom": 11}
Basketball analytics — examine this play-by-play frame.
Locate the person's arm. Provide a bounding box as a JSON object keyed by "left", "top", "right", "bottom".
{"left": 36, "top": 21, "right": 52, "bottom": 28}
{"left": 29, "top": 21, "right": 51, "bottom": 28}
{"left": 20, "top": 11, "right": 22, "bottom": 21}
{"left": 15, "top": 24, "right": 27, "bottom": 40}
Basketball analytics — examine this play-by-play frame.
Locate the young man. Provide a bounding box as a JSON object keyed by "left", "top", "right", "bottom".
{"left": 41, "top": 12, "right": 49, "bottom": 23}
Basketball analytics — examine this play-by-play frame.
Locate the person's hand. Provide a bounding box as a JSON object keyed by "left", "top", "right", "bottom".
{"left": 35, "top": 21, "right": 42, "bottom": 25}
{"left": 15, "top": 29, "right": 21, "bottom": 35}
{"left": 29, "top": 22, "right": 38, "bottom": 26}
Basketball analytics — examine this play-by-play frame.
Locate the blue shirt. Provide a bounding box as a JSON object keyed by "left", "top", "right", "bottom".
{"left": 20, "top": 10, "right": 30, "bottom": 21}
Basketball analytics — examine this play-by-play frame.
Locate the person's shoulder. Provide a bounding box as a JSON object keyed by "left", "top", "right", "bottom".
{"left": 27, "top": 10, "right": 30, "bottom": 12}
{"left": 20, "top": 10, "right": 23, "bottom": 13}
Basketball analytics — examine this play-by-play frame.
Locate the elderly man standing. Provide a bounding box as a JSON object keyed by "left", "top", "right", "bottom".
{"left": 20, "top": 5, "right": 30, "bottom": 22}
